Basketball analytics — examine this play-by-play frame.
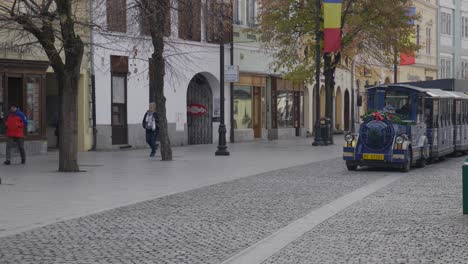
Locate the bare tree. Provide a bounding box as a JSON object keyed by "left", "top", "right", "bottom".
{"left": 0, "top": 0, "right": 88, "bottom": 172}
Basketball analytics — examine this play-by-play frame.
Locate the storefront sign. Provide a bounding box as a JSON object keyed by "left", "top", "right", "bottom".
{"left": 224, "top": 65, "right": 239, "bottom": 83}
{"left": 187, "top": 103, "right": 208, "bottom": 116}
{"left": 0, "top": 42, "right": 33, "bottom": 55}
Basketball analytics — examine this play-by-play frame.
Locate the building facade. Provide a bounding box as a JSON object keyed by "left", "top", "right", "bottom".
{"left": 438, "top": 0, "right": 468, "bottom": 79}
{"left": 90, "top": 0, "right": 316, "bottom": 150}
{"left": 0, "top": 24, "right": 93, "bottom": 156}
{"left": 399, "top": 0, "right": 438, "bottom": 82}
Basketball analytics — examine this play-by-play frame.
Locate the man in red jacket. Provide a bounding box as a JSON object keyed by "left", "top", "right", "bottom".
{"left": 3, "top": 104, "right": 27, "bottom": 165}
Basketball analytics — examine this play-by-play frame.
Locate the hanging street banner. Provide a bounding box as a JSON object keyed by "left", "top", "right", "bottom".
{"left": 323, "top": 0, "right": 343, "bottom": 53}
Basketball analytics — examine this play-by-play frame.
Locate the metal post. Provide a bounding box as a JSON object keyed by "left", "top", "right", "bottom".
{"left": 463, "top": 159, "right": 468, "bottom": 214}
{"left": 229, "top": 0, "right": 235, "bottom": 143}
{"left": 312, "top": 0, "right": 324, "bottom": 146}
{"left": 351, "top": 61, "right": 355, "bottom": 133}
{"left": 216, "top": 3, "right": 230, "bottom": 156}
{"left": 394, "top": 47, "right": 398, "bottom": 84}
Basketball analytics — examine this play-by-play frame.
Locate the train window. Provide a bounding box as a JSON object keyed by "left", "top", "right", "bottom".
{"left": 440, "top": 99, "right": 445, "bottom": 127}
{"left": 424, "top": 98, "right": 433, "bottom": 128}
{"left": 417, "top": 96, "right": 424, "bottom": 123}
{"left": 384, "top": 90, "right": 412, "bottom": 120}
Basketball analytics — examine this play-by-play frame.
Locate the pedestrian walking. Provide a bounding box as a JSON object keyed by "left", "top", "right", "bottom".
{"left": 142, "top": 102, "right": 160, "bottom": 157}
{"left": 3, "top": 104, "right": 27, "bottom": 165}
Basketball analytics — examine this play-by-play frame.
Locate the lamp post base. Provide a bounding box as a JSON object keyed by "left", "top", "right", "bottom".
{"left": 216, "top": 124, "right": 230, "bottom": 156}
{"left": 312, "top": 124, "right": 326, "bottom": 146}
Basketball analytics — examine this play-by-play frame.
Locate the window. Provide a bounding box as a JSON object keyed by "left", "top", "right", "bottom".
{"left": 462, "top": 61, "right": 468, "bottom": 79}
{"left": 440, "top": 58, "right": 453, "bottom": 79}
{"left": 426, "top": 27, "right": 431, "bottom": 55}
{"left": 384, "top": 90, "right": 412, "bottom": 120}
{"left": 441, "top": 11, "right": 452, "bottom": 35}
{"left": 233, "top": 86, "right": 252, "bottom": 129}
{"left": 206, "top": 0, "right": 232, "bottom": 44}
{"left": 462, "top": 16, "right": 468, "bottom": 38}
{"left": 107, "top": 0, "right": 127, "bottom": 33}
{"left": 178, "top": 0, "right": 201, "bottom": 41}
{"left": 25, "top": 76, "right": 41, "bottom": 135}
{"left": 139, "top": 1, "right": 171, "bottom": 37}
{"left": 416, "top": 25, "right": 420, "bottom": 46}
{"left": 233, "top": 0, "right": 241, "bottom": 24}
{"left": 246, "top": 0, "right": 256, "bottom": 27}
{"left": 277, "top": 91, "right": 294, "bottom": 128}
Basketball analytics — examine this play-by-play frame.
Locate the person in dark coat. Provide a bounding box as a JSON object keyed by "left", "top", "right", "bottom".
{"left": 142, "top": 102, "right": 160, "bottom": 157}
{"left": 3, "top": 104, "right": 27, "bottom": 165}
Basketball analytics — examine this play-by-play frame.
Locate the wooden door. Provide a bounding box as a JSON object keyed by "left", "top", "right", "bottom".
{"left": 344, "top": 90, "right": 350, "bottom": 131}
{"left": 253, "top": 86, "right": 262, "bottom": 138}
{"left": 111, "top": 74, "right": 128, "bottom": 145}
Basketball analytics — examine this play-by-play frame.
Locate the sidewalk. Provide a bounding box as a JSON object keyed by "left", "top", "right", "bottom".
{"left": 0, "top": 136, "right": 343, "bottom": 237}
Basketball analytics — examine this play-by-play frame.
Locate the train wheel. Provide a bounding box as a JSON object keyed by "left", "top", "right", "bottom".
{"left": 401, "top": 149, "right": 412, "bottom": 172}
{"left": 346, "top": 162, "right": 358, "bottom": 171}
{"left": 416, "top": 157, "right": 426, "bottom": 168}
{"left": 417, "top": 145, "right": 429, "bottom": 168}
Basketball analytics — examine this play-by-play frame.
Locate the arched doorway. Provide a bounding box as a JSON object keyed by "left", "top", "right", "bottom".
{"left": 384, "top": 77, "right": 391, "bottom": 84}
{"left": 344, "top": 90, "right": 350, "bottom": 131}
{"left": 335, "top": 87, "right": 342, "bottom": 131}
{"left": 187, "top": 74, "right": 213, "bottom": 145}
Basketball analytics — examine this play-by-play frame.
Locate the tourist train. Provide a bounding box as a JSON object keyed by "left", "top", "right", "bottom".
{"left": 343, "top": 84, "right": 468, "bottom": 172}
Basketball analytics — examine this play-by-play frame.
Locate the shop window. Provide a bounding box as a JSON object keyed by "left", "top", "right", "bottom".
{"left": 277, "top": 91, "right": 294, "bottom": 128}
{"left": 233, "top": 86, "right": 252, "bottom": 129}
{"left": 25, "top": 76, "right": 41, "bottom": 135}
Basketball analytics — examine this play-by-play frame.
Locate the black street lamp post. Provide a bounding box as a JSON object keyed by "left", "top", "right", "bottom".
{"left": 312, "top": 0, "right": 325, "bottom": 146}
{"left": 216, "top": 2, "right": 230, "bottom": 156}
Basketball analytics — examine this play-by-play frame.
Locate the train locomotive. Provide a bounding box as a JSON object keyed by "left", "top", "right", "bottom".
{"left": 343, "top": 84, "right": 468, "bottom": 172}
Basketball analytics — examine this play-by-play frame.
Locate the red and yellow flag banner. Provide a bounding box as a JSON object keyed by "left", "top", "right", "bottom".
{"left": 400, "top": 7, "right": 416, "bottom": 65}
{"left": 323, "top": 0, "right": 342, "bottom": 53}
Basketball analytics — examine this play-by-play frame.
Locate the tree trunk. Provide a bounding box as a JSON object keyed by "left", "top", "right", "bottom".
{"left": 324, "top": 53, "right": 335, "bottom": 144}
{"left": 145, "top": 0, "right": 173, "bottom": 161}
{"left": 56, "top": 70, "right": 80, "bottom": 172}
{"left": 151, "top": 54, "right": 172, "bottom": 161}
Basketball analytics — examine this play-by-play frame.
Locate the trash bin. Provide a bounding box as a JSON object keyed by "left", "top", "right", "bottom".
{"left": 320, "top": 117, "right": 331, "bottom": 145}
{"left": 463, "top": 159, "right": 468, "bottom": 214}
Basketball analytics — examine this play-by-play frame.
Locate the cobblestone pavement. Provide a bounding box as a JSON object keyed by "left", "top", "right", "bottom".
{"left": 264, "top": 157, "right": 468, "bottom": 264}
{"left": 0, "top": 157, "right": 384, "bottom": 264}
{"left": 0, "top": 137, "right": 343, "bottom": 235}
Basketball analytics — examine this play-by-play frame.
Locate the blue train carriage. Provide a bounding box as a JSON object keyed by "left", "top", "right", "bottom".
{"left": 424, "top": 89, "right": 455, "bottom": 160}
{"left": 343, "top": 84, "right": 431, "bottom": 172}
{"left": 445, "top": 91, "right": 468, "bottom": 153}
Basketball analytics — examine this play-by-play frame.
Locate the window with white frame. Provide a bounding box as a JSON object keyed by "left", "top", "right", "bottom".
{"left": 426, "top": 27, "right": 431, "bottom": 55}
{"left": 462, "top": 15, "right": 468, "bottom": 38}
{"left": 462, "top": 61, "right": 468, "bottom": 79}
{"left": 440, "top": 58, "right": 453, "bottom": 79}
{"left": 441, "top": 11, "right": 452, "bottom": 35}
{"left": 246, "top": 0, "right": 256, "bottom": 27}
{"left": 233, "top": 0, "right": 241, "bottom": 25}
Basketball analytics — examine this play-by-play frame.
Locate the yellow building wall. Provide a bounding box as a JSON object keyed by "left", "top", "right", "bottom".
{"left": 399, "top": 0, "right": 438, "bottom": 82}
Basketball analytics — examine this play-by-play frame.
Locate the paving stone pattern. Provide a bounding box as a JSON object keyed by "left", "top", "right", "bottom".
{"left": 264, "top": 157, "right": 468, "bottom": 264}
{"left": 0, "top": 158, "right": 382, "bottom": 264}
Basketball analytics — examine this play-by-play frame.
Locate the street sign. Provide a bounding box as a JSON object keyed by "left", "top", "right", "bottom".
{"left": 224, "top": 65, "right": 239, "bottom": 83}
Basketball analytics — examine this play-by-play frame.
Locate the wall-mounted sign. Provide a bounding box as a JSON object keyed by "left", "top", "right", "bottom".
{"left": 224, "top": 65, "right": 239, "bottom": 83}
{"left": 187, "top": 103, "right": 208, "bottom": 116}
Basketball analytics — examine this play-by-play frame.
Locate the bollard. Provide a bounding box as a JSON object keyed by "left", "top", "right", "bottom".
{"left": 464, "top": 159, "right": 468, "bottom": 214}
